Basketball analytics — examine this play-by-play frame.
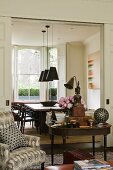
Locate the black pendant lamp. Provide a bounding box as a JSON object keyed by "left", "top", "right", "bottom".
{"left": 39, "top": 71, "right": 44, "bottom": 82}
{"left": 46, "top": 67, "right": 59, "bottom": 81}
{"left": 39, "top": 30, "right": 46, "bottom": 82}
{"left": 42, "top": 69, "right": 49, "bottom": 81}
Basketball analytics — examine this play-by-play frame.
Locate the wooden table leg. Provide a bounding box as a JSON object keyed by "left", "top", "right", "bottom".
{"left": 20, "top": 111, "right": 24, "bottom": 133}
{"left": 104, "top": 135, "right": 107, "bottom": 161}
{"left": 63, "top": 136, "right": 66, "bottom": 145}
{"left": 51, "top": 134, "right": 54, "bottom": 165}
{"left": 92, "top": 136, "right": 95, "bottom": 156}
{"left": 39, "top": 111, "right": 42, "bottom": 134}
{"left": 38, "top": 111, "right": 47, "bottom": 134}
{"left": 35, "top": 111, "right": 44, "bottom": 134}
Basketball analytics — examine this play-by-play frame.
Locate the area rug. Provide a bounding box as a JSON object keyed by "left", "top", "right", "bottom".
{"left": 45, "top": 152, "right": 113, "bottom": 166}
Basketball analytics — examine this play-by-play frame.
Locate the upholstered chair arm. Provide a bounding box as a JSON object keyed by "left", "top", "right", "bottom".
{"left": 0, "top": 143, "right": 10, "bottom": 162}
{"left": 24, "top": 135, "right": 40, "bottom": 149}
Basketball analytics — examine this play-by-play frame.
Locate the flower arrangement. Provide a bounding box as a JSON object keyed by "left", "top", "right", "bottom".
{"left": 58, "top": 96, "right": 75, "bottom": 115}
{"left": 58, "top": 96, "right": 86, "bottom": 115}
{"left": 58, "top": 96, "right": 74, "bottom": 116}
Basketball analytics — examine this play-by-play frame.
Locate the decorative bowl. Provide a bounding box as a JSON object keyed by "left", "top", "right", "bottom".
{"left": 40, "top": 101, "right": 57, "bottom": 107}
{"left": 94, "top": 108, "right": 109, "bottom": 124}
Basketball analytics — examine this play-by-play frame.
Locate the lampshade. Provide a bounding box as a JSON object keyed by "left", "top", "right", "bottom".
{"left": 42, "top": 69, "right": 50, "bottom": 81}
{"left": 64, "top": 77, "right": 74, "bottom": 89}
{"left": 46, "top": 67, "right": 59, "bottom": 81}
{"left": 64, "top": 76, "right": 80, "bottom": 95}
{"left": 39, "top": 71, "right": 44, "bottom": 82}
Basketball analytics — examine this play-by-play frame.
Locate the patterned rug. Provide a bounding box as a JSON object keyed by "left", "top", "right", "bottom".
{"left": 45, "top": 152, "right": 113, "bottom": 166}
{"left": 24, "top": 126, "right": 113, "bottom": 167}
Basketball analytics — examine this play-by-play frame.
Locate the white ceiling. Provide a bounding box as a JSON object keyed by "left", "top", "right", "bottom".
{"left": 12, "top": 19, "right": 101, "bottom": 46}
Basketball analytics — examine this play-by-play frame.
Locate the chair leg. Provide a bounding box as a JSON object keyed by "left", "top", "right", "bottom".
{"left": 32, "top": 121, "right": 34, "bottom": 128}
{"left": 20, "top": 120, "right": 25, "bottom": 134}
{"left": 41, "top": 162, "right": 44, "bottom": 170}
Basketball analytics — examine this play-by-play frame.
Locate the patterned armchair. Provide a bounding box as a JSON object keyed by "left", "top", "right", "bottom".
{"left": 0, "top": 111, "right": 46, "bottom": 170}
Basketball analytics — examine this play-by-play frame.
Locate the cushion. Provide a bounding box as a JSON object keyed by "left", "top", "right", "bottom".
{"left": 0, "top": 123, "right": 28, "bottom": 151}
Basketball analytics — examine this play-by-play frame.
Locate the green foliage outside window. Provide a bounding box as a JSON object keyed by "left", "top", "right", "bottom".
{"left": 18, "top": 89, "right": 29, "bottom": 96}
{"left": 30, "top": 88, "right": 39, "bottom": 96}
{"left": 18, "top": 88, "right": 39, "bottom": 96}
{"left": 18, "top": 88, "right": 57, "bottom": 97}
{"left": 49, "top": 88, "right": 57, "bottom": 96}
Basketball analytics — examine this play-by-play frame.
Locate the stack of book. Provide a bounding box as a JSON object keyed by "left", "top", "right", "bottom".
{"left": 74, "top": 159, "right": 113, "bottom": 170}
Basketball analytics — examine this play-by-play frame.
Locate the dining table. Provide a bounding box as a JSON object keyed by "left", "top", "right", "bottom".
{"left": 25, "top": 103, "right": 64, "bottom": 134}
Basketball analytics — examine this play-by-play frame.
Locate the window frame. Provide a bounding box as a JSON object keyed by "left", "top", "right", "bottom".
{"left": 12, "top": 45, "right": 59, "bottom": 102}
{"left": 13, "top": 45, "right": 42, "bottom": 101}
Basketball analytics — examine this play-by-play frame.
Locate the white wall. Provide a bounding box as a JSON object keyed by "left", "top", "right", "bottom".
{"left": 84, "top": 33, "right": 100, "bottom": 54}
{"left": 66, "top": 34, "right": 100, "bottom": 110}
{"left": 0, "top": 0, "right": 113, "bottom": 24}
{"left": 84, "top": 33, "right": 100, "bottom": 110}
{"left": 0, "top": 17, "right": 12, "bottom": 111}
{"left": 66, "top": 42, "right": 85, "bottom": 98}
{"left": 104, "top": 24, "right": 113, "bottom": 146}
{"left": 57, "top": 44, "right": 66, "bottom": 99}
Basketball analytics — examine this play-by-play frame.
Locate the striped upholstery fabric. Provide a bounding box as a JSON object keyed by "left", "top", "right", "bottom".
{"left": 0, "top": 112, "right": 14, "bottom": 129}
{"left": 0, "top": 112, "right": 46, "bottom": 170}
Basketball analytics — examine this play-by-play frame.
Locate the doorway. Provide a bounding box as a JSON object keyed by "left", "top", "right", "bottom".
{"left": 12, "top": 18, "right": 103, "bottom": 110}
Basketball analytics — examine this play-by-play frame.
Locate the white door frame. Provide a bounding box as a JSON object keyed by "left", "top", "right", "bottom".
{"left": 0, "top": 16, "right": 12, "bottom": 111}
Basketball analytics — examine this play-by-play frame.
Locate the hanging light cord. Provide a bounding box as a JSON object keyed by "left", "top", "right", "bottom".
{"left": 42, "top": 30, "right": 46, "bottom": 60}
{"left": 45, "top": 25, "right": 50, "bottom": 66}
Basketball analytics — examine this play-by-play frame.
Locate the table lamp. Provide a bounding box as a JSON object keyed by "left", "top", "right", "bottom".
{"left": 64, "top": 76, "right": 81, "bottom": 103}
{"left": 64, "top": 76, "right": 85, "bottom": 117}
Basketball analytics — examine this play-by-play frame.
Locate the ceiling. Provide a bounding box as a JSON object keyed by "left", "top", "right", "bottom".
{"left": 12, "top": 19, "right": 101, "bottom": 46}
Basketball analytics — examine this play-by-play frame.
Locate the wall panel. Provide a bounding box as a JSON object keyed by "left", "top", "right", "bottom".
{"left": 0, "top": 47, "right": 4, "bottom": 97}
{"left": 0, "top": 17, "right": 11, "bottom": 111}
{"left": 0, "top": 0, "right": 113, "bottom": 24}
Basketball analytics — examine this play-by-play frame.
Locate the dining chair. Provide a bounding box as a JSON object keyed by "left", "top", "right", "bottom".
{"left": 20, "top": 105, "right": 40, "bottom": 133}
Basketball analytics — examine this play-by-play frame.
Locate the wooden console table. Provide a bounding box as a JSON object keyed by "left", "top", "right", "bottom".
{"left": 49, "top": 124, "right": 111, "bottom": 165}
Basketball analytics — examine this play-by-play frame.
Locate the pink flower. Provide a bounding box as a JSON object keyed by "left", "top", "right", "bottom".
{"left": 67, "top": 103, "right": 73, "bottom": 109}
{"left": 58, "top": 96, "right": 74, "bottom": 110}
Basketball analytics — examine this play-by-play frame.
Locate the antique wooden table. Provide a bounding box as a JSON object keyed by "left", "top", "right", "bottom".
{"left": 25, "top": 103, "right": 64, "bottom": 134}
{"left": 49, "top": 124, "right": 111, "bottom": 165}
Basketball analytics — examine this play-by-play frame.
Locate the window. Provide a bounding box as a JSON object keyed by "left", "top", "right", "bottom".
{"left": 13, "top": 46, "right": 58, "bottom": 101}
{"left": 48, "top": 48, "right": 58, "bottom": 100}
{"left": 13, "top": 46, "right": 42, "bottom": 101}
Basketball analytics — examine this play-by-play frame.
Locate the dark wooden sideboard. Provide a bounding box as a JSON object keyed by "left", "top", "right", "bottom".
{"left": 49, "top": 124, "right": 111, "bottom": 165}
